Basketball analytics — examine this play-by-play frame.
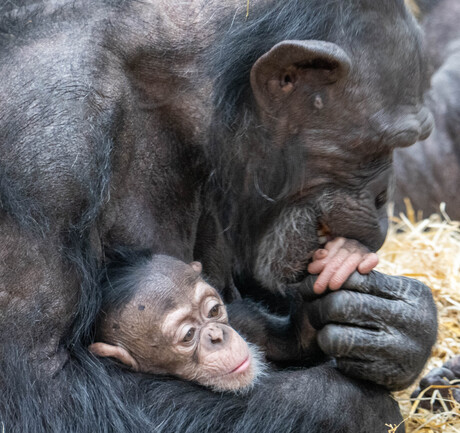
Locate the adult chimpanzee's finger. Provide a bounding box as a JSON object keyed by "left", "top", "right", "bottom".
{"left": 341, "top": 270, "right": 428, "bottom": 301}
{"left": 305, "top": 291, "right": 406, "bottom": 330}
{"left": 287, "top": 275, "right": 319, "bottom": 301}
{"left": 334, "top": 357, "right": 412, "bottom": 391}
{"left": 316, "top": 323, "right": 402, "bottom": 361}
{"left": 304, "top": 272, "right": 438, "bottom": 390}
{"left": 291, "top": 275, "right": 435, "bottom": 392}
{"left": 314, "top": 323, "right": 425, "bottom": 390}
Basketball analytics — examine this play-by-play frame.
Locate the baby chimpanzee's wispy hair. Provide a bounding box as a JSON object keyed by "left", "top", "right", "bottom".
{"left": 99, "top": 248, "right": 155, "bottom": 311}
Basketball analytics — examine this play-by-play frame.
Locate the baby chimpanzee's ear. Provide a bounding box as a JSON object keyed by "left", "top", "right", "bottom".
{"left": 89, "top": 343, "right": 139, "bottom": 371}
{"left": 189, "top": 261, "right": 202, "bottom": 274}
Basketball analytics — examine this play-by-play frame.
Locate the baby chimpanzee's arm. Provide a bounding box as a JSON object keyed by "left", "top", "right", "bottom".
{"left": 227, "top": 238, "right": 379, "bottom": 366}
{"left": 226, "top": 298, "right": 323, "bottom": 366}
{"left": 307, "top": 237, "right": 379, "bottom": 294}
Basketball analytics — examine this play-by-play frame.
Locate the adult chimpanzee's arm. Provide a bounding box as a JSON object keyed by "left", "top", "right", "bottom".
{"left": 294, "top": 271, "right": 437, "bottom": 390}
{"left": 226, "top": 299, "right": 323, "bottom": 365}
{"left": 1, "top": 345, "right": 403, "bottom": 433}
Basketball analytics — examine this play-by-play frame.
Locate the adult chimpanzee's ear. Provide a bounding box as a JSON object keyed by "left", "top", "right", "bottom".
{"left": 189, "top": 261, "right": 202, "bottom": 274}
{"left": 250, "top": 40, "right": 352, "bottom": 113}
{"left": 88, "top": 343, "right": 139, "bottom": 371}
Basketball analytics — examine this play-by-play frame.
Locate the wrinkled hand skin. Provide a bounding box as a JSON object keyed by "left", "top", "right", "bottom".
{"left": 307, "top": 237, "right": 379, "bottom": 294}
{"left": 411, "top": 355, "right": 460, "bottom": 411}
{"left": 290, "top": 271, "right": 438, "bottom": 391}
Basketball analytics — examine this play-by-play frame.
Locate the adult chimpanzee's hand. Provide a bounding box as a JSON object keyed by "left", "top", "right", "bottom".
{"left": 295, "top": 271, "right": 437, "bottom": 391}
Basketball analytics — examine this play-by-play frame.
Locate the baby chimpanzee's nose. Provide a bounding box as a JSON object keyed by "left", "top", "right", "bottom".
{"left": 207, "top": 325, "right": 224, "bottom": 344}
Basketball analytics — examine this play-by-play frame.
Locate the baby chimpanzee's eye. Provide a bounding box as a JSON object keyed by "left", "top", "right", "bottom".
{"left": 183, "top": 328, "right": 196, "bottom": 342}
{"left": 208, "top": 304, "right": 220, "bottom": 318}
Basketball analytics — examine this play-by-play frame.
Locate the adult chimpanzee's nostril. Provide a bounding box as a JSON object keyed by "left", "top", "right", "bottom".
{"left": 375, "top": 189, "right": 388, "bottom": 210}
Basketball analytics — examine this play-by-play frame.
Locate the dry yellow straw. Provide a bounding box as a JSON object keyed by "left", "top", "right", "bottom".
{"left": 377, "top": 203, "right": 460, "bottom": 432}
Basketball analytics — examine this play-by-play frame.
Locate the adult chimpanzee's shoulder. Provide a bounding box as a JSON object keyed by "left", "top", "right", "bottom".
{"left": 0, "top": 1, "right": 127, "bottom": 227}
{"left": 0, "top": 1, "right": 109, "bottom": 54}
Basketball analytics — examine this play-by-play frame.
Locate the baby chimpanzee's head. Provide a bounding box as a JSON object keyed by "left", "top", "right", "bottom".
{"left": 90, "top": 254, "right": 262, "bottom": 392}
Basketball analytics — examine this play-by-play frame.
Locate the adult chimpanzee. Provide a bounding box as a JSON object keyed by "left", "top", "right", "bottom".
{"left": 394, "top": 0, "right": 460, "bottom": 219}
{"left": 0, "top": 1, "right": 437, "bottom": 432}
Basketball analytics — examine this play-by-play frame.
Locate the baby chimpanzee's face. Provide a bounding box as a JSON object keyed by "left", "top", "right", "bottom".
{"left": 156, "top": 279, "right": 256, "bottom": 391}
{"left": 90, "top": 258, "right": 260, "bottom": 392}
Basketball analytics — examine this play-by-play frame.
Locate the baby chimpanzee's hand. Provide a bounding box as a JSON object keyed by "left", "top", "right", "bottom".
{"left": 307, "top": 237, "right": 379, "bottom": 294}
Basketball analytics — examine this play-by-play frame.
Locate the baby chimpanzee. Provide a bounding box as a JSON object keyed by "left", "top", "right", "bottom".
{"left": 90, "top": 255, "right": 265, "bottom": 393}
{"left": 89, "top": 238, "right": 378, "bottom": 392}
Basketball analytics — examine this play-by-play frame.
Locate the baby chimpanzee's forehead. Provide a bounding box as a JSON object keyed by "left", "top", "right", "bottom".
{"left": 126, "top": 256, "right": 198, "bottom": 308}
{"left": 137, "top": 278, "right": 219, "bottom": 314}
{"left": 139, "top": 271, "right": 201, "bottom": 310}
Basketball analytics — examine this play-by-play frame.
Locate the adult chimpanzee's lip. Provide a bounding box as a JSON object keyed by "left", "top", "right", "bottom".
{"left": 228, "top": 356, "right": 250, "bottom": 375}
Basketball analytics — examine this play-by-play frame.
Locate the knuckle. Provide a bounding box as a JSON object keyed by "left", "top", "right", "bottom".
{"left": 332, "top": 289, "right": 355, "bottom": 306}
{"left": 322, "top": 291, "right": 350, "bottom": 315}
{"left": 317, "top": 324, "right": 341, "bottom": 353}
{"left": 319, "top": 324, "right": 358, "bottom": 357}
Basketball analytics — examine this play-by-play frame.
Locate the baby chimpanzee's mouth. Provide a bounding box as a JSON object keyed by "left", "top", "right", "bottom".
{"left": 228, "top": 356, "right": 250, "bottom": 375}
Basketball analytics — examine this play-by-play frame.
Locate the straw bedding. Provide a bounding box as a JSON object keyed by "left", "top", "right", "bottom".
{"left": 376, "top": 202, "right": 460, "bottom": 432}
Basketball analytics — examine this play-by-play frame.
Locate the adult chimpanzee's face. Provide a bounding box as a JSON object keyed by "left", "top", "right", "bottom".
{"left": 242, "top": 2, "right": 433, "bottom": 291}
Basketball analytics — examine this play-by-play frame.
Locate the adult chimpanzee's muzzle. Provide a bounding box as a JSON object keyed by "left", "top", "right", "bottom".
{"left": 317, "top": 181, "right": 390, "bottom": 253}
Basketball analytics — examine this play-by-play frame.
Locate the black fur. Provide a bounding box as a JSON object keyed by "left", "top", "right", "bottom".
{"left": 0, "top": 0, "right": 434, "bottom": 431}
{"left": 0, "top": 343, "right": 403, "bottom": 433}
{"left": 98, "top": 248, "right": 154, "bottom": 312}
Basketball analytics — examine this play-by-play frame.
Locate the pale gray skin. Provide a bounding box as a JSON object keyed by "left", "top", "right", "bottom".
{"left": 0, "top": 0, "right": 436, "bottom": 419}
{"left": 394, "top": 0, "right": 460, "bottom": 219}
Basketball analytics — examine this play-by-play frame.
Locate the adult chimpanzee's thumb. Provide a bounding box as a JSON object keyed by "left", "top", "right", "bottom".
{"left": 286, "top": 275, "right": 323, "bottom": 302}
